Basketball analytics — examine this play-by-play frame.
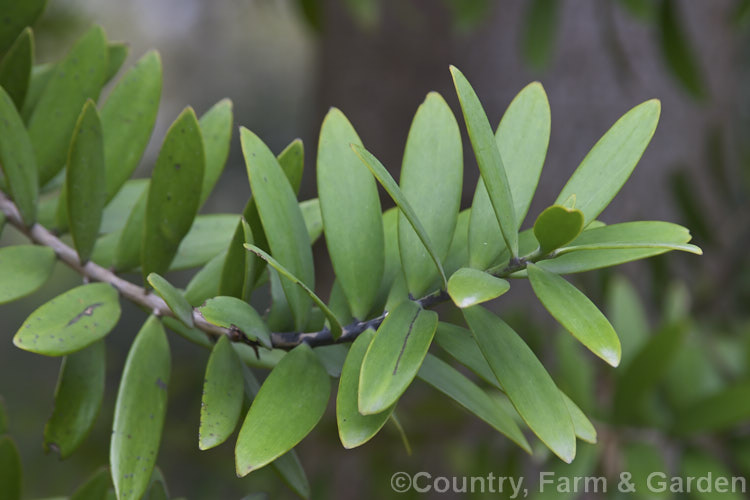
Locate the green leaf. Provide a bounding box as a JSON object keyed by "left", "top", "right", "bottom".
{"left": 197, "top": 296, "right": 271, "bottom": 349}
{"left": 142, "top": 107, "right": 205, "bottom": 280}
{"left": 0, "top": 436, "right": 21, "bottom": 500}
{"left": 418, "top": 353, "right": 530, "bottom": 452}
{"left": 613, "top": 322, "right": 687, "bottom": 423}
{"left": 533, "top": 205, "right": 584, "bottom": 255}
{"left": 444, "top": 208, "right": 471, "bottom": 277}
{"left": 680, "top": 452, "right": 743, "bottom": 500}
{"left": 533, "top": 443, "right": 598, "bottom": 500}
{"left": 184, "top": 250, "right": 226, "bottom": 307}
{"left": 19, "top": 62, "right": 53, "bottom": 123}
{"left": 0, "top": 0, "right": 45, "bottom": 54}
{"left": 398, "top": 92, "right": 463, "bottom": 297}
{"left": 358, "top": 300, "right": 438, "bottom": 415}
{"left": 70, "top": 468, "right": 112, "bottom": 500}
{"left": 658, "top": 0, "right": 706, "bottom": 100}
{"left": 463, "top": 305, "right": 576, "bottom": 462}
{"left": 220, "top": 215, "right": 254, "bottom": 298}
{"left": 0, "top": 86, "right": 38, "bottom": 225}
{"left": 245, "top": 244, "right": 342, "bottom": 340}
{"left": 554, "top": 99, "right": 661, "bottom": 224}
{"left": 241, "top": 127, "right": 314, "bottom": 331}
{"left": 147, "top": 273, "right": 194, "bottom": 328}
{"left": 300, "top": 198, "right": 323, "bottom": 244}
{"left": 317, "top": 108, "right": 384, "bottom": 319}
{"left": 100, "top": 179, "right": 148, "bottom": 234}
{"left": 450, "top": 66, "right": 518, "bottom": 257}
{"left": 43, "top": 340, "right": 105, "bottom": 458}
{"left": 104, "top": 42, "right": 129, "bottom": 83}
{"left": 351, "top": 143, "right": 447, "bottom": 288}
{"left": 521, "top": 0, "right": 560, "bottom": 70}
{"left": 111, "top": 316, "right": 170, "bottom": 500}
{"left": 0, "top": 245, "right": 55, "bottom": 303}
{"left": 337, "top": 330, "right": 393, "bottom": 449}
{"left": 13, "top": 283, "right": 121, "bottom": 356}
{"left": 277, "top": 138, "right": 305, "bottom": 194}
{"left": 66, "top": 100, "right": 106, "bottom": 263}
{"left": 0, "top": 28, "right": 33, "bottom": 109}
{"left": 561, "top": 392, "right": 596, "bottom": 444}
{"left": 674, "top": 381, "right": 750, "bottom": 435}
{"left": 447, "top": 267, "right": 510, "bottom": 308}
{"left": 537, "top": 221, "right": 701, "bottom": 274}
{"left": 169, "top": 214, "right": 237, "bottom": 271}
{"left": 28, "top": 26, "right": 108, "bottom": 185}
{"left": 239, "top": 364, "right": 310, "bottom": 498}
{"left": 199, "top": 336, "right": 244, "bottom": 450}
{"left": 468, "top": 86, "right": 550, "bottom": 269}
{"left": 112, "top": 187, "right": 147, "bottom": 272}
{"left": 235, "top": 343, "right": 329, "bottom": 476}
{"left": 101, "top": 51, "right": 162, "bottom": 202}
{"left": 0, "top": 396, "right": 7, "bottom": 434}
{"left": 527, "top": 263, "right": 621, "bottom": 367}
{"left": 198, "top": 98, "right": 233, "bottom": 206}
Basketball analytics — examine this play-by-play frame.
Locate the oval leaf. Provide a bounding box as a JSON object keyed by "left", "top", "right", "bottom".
{"left": 358, "top": 300, "right": 438, "bottom": 415}
{"left": 0, "top": 436, "right": 21, "bottom": 500}
{"left": 235, "top": 343, "right": 329, "bottom": 476}
{"left": 351, "top": 143, "right": 446, "bottom": 288}
{"left": 0, "top": 85, "right": 38, "bottom": 225}
{"left": 337, "top": 330, "right": 393, "bottom": 449}
{"left": 317, "top": 108, "right": 384, "bottom": 319}
{"left": 554, "top": 99, "right": 661, "bottom": 224}
{"left": 198, "top": 98, "right": 233, "bottom": 206}
{"left": 447, "top": 267, "right": 510, "bottom": 308}
{"left": 418, "top": 354, "right": 530, "bottom": 452}
{"left": 0, "top": 245, "right": 55, "bottom": 304}
{"left": 398, "top": 92, "right": 462, "bottom": 297}
{"left": 197, "top": 296, "right": 271, "bottom": 349}
{"left": 528, "top": 263, "right": 621, "bottom": 366}
{"left": 43, "top": 340, "right": 105, "bottom": 458}
{"left": 0, "top": 27, "right": 33, "bottom": 110}
{"left": 111, "top": 316, "right": 170, "bottom": 500}
{"left": 533, "top": 205, "right": 584, "bottom": 255}
{"left": 200, "top": 336, "right": 244, "bottom": 450}
{"left": 462, "top": 305, "right": 576, "bottom": 463}
{"left": 450, "top": 66, "right": 518, "bottom": 257}
{"left": 13, "top": 283, "right": 121, "bottom": 356}
{"left": 66, "top": 100, "right": 106, "bottom": 263}
{"left": 147, "top": 273, "right": 194, "bottom": 328}
{"left": 28, "top": 26, "right": 108, "bottom": 185}
{"left": 241, "top": 127, "right": 314, "bottom": 331}
{"left": 142, "top": 107, "right": 205, "bottom": 279}
{"left": 101, "top": 50, "right": 162, "bottom": 202}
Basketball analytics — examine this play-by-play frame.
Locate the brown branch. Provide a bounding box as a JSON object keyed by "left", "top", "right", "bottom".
{"left": 0, "top": 191, "right": 462, "bottom": 350}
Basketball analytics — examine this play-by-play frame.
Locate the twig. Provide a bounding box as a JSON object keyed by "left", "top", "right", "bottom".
{"left": 0, "top": 192, "right": 480, "bottom": 350}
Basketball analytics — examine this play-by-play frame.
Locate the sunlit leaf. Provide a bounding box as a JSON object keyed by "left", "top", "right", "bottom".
{"left": 199, "top": 336, "right": 244, "bottom": 450}
{"left": 43, "top": 340, "right": 105, "bottom": 458}
{"left": 527, "top": 263, "right": 621, "bottom": 367}
{"left": 337, "top": 330, "right": 393, "bottom": 449}
{"left": 358, "top": 301, "right": 438, "bottom": 415}
{"left": 451, "top": 66, "right": 518, "bottom": 257}
{"left": 66, "top": 100, "right": 106, "bottom": 263}
{"left": 317, "top": 108, "right": 384, "bottom": 319}
{"left": 111, "top": 316, "right": 170, "bottom": 500}
{"left": 28, "top": 26, "right": 108, "bottom": 185}
{"left": 554, "top": 100, "right": 661, "bottom": 225}
{"left": 101, "top": 51, "right": 162, "bottom": 202}
{"left": 14, "top": 283, "right": 121, "bottom": 356}
{"left": 463, "top": 305, "right": 576, "bottom": 462}
{"left": 147, "top": 273, "right": 194, "bottom": 328}
{"left": 197, "top": 296, "right": 271, "bottom": 349}
{"left": 399, "top": 92, "right": 462, "bottom": 297}
{"left": 235, "top": 343, "right": 329, "bottom": 476}
{"left": 241, "top": 127, "right": 314, "bottom": 331}
{"left": 447, "top": 267, "right": 510, "bottom": 308}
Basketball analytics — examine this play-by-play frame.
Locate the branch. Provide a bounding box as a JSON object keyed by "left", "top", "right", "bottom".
{"left": 0, "top": 191, "right": 467, "bottom": 350}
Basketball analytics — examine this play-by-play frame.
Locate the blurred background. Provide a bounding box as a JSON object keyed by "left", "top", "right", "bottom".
{"left": 2, "top": 0, "right": 750, "bottom": 498}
